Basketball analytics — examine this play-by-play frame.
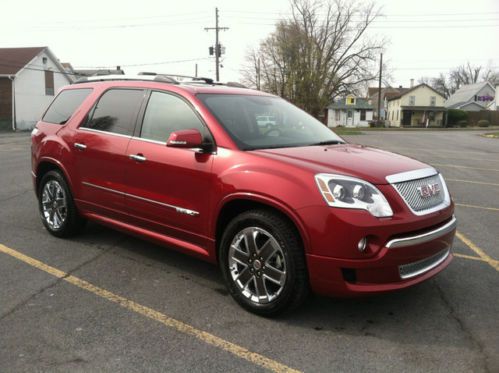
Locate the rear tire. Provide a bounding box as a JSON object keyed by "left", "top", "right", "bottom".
{"left": 38, "top": 170, "right": 85, "bottom": 238}
{"left": 219, "top": 209, "right": 309, "bottom": 316}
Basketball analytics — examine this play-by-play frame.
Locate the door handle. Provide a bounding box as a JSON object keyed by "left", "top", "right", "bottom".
{"left": 129, "top": 154, "right": 147, "bottom": 162}
{"left": 74, "top": 143, "right": 87, "bottom": 150}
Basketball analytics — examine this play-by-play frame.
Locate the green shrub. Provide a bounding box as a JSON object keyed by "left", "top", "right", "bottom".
{"left": 447, "top": 109, "right": 468, "bottom": 125}
{"left": 477, "top": 120, "right": 490, "bottom": 127}
{"left": 457, "top": 120, "right": 468, "bottom": 127}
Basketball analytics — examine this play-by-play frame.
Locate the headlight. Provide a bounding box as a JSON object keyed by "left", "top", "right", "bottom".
{"left": 315, "top": 173, "right": 393, "bottom": 217}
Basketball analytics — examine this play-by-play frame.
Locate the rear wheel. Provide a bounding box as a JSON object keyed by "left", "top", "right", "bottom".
{"left": 38, "top": 170, "right": 85, "bottom": 237}
{"left": 220, "top": 209, "right": 309, "bottom": 316}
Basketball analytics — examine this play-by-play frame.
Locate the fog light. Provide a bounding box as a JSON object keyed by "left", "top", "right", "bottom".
{"left": 357, "top": 237, "right": 367, "bottom": 252}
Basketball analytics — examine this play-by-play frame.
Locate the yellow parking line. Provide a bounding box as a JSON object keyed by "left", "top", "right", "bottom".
{"left": 455, "top": 203, "right": 499, "bottom": 212}
{"left": 453, "top": 253, "right": 485, "bottom": 262}
{"left": 455, "top": 231, "right": 499, "bottom": 272}
{"left": 446, "top": 179, "right": 499, "bottom": 187}
{"left": 0, "top": 244, "right": 300, "bottom": 373}
{"left": 386, "top": 146, "right": 494, "bottom": 156}
{"left": 431, "top": 163, "right": 499, "bottom": 172}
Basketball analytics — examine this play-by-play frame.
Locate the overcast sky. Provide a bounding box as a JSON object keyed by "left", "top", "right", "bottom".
{"left": 2, "top": 0, "right": 498, "bottom": 88}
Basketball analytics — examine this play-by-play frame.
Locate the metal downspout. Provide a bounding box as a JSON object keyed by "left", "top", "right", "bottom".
{"left": 9, "top": 75, "right": 16, "bottom": 131}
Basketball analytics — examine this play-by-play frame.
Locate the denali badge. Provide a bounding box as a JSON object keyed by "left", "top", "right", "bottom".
{"left": 417, "top": 183, "right": 441, "bottom": 199}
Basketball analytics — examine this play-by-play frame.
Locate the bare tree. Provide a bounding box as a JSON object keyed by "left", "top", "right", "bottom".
{"left": 421, "top": 62, "right": 498, "bottom": 98}
{"left": 242, "top": 0, "right": 384, "bottom": 118}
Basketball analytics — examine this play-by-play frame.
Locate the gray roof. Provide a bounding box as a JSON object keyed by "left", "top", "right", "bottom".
{"left": 445, "top": 81, "right": 494, "bottom": 108}
{"left": 328, "top": 97, "right": 373, "bottom": 110}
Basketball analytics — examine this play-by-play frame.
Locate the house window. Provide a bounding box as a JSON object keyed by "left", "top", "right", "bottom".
{"left": 346, "top": 97, "right": 355, "bottom": 105}
{"left": 45, "top": 70, "right": 54, "bottom": 96}
{"left": 360, "top": 110, "right": 366, "bottom": 121}
{"left": 409, "top": 96, "right": 416, "bottom": 106}
{"left": 396, "top": 110, "right": 399, "bottom": 120}
{"left": 430, "top": 96, "right": 436, "bottom": 106}
{"left": 335, "top": 110, "right": 341, "bottom": 121}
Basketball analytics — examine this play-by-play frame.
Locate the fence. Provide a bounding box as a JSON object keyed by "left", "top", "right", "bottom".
{"left": 466, "top": 110, "right": 499, "bottom": 126}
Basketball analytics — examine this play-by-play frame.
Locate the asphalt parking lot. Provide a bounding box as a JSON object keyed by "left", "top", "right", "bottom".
{"left": 0, "top": 130, "right": 498, "bottom": 372}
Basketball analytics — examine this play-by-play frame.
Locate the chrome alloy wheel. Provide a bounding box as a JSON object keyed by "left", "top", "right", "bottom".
{"left": 41, "top": 180, "right": 67, "bottom": 230}
{"left": 228, "top": 227, "right": 287, "bottom": 304}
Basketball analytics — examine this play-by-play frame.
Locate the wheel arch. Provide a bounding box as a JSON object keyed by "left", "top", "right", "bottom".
{"left": 213, "top": 194, "right": 310, "bottom": 260}
{"left": 35, "top": 158, "right": 73, "bottom": 197}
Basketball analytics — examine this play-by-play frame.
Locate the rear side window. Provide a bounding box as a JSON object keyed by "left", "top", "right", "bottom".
{"left": 82, "top": 89, "right": 144, "bottom": 136}
{"left": 42, "top": 88, "right": 92, "bottom": 124}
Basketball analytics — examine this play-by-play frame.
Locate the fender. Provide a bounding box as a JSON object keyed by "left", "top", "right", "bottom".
{"left": 35, "top": 156, "right": 74, "bottom": 193}
{"left": 213, "top": 192, "right": 312, "bottom": 254}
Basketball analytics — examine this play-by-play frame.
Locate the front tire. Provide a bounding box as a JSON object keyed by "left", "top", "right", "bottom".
{"left": 219, "top": 209, "right": 309, "bottom": 316}
{"left": 38, "top": 170, "right": 85, "bottom": 237}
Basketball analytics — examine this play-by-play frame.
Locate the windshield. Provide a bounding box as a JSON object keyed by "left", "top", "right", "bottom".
{"left": 197, "top": 94, "right": 344, "bottom": 150}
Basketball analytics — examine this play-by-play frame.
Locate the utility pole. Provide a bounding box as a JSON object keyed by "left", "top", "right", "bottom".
{"left": 195, "top": 63, "right": 198, "bottom": 78}
{"left": 205, "top": 7, "right": 229, "bottom": 81}
{"left": 377, "top": 53, "right": 383, "bottom": 126}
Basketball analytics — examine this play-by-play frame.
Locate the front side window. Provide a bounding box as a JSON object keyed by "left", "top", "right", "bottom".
{"left": 360, "top": 110, "right": 366, "bottom": 121}
{"left": 430, "top": 96, "right": 436, "bottom": 106}
{"left": 82, "top": 89, "right": 144, "bottom": 136}
{"left": 140, "top": 91, "right": 208, "bottom": 143}
{"left": 409, "top": 96, "right": 416, "bottom": 106}
{"left": 43, "top": 88, "right": 92, "bottom": 124}
{"left": 198, "top": 94, "right": 344, "bottom": 150}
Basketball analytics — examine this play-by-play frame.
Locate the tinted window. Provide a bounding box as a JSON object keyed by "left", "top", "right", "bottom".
{"left": 197, "top": 94, "right": 343, "bottom": 150}
{"left": 43, "top": 88, "right": 92, "bottom": 124}
{"left": 83, "top": 89, "right": 144, "bottom": 136}
{"left": 140, "top": 91, "right": 207, "bottom": 142}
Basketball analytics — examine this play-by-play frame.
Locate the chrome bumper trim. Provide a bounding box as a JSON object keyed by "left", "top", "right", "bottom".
{"left": 399, "top": 248, "right": 450, "bottom": 279}
{"left": 386, "top": 215, "right": 457, "bottom": 249}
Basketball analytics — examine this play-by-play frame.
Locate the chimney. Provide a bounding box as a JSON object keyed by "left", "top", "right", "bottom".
{"left": 410, "top": 79, "right": 414, "bottom": 88}
{"left": 399, "top": 85, "right": 403, "bottom": 89}
{"left": 117, "top": 66, "right": 121, "bottom": 71}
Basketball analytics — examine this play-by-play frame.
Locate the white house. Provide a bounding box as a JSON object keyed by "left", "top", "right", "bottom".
{"left": 445, "top": 81, "right": 496, "bottom": 111}
{"left": 0, "top": 47, "right": 72, "bottom": 131}
{"left": 327, "top": 95, "right": 373, "bottom": 127}
{"left": 386, "top": 84, "right": 446, "bottom": 127}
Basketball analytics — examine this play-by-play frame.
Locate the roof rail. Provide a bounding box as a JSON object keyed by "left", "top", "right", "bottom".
{"left": 72, "top": 73, "right": 247, "bottom": 88}
{"left": 138, "top": 72, "right": 214, "bottom": 84}
{"left": 72, "top": 74, "right": 178, "bottom": 84}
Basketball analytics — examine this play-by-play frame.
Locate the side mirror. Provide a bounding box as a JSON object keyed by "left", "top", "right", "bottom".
{"left": 167, "top": 129, "right": 203, "bottom": 149}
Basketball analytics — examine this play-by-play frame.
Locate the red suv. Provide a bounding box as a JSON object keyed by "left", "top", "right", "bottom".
{"left": 31, "top": 74, "right": 456, "bottom": 315}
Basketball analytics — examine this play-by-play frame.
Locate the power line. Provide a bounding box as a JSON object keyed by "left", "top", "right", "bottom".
{"left": 0, "top": 57, "right": 213, "bottom": 76}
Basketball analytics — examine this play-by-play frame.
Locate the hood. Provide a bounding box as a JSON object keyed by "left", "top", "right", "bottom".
{"left": 253, "top": 144, "right": 430, "bottom": 185}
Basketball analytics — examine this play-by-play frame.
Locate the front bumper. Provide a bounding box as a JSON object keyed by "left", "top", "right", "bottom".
{"left": 306, "top": 215, "right": 456, "bottom": 296}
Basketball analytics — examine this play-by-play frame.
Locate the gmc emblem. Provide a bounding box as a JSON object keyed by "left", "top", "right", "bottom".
{"left": 417, "top": 183, "right": 441, "bottom": 199}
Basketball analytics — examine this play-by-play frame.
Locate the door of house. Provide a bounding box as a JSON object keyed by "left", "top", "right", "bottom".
{"left": 346, "top": 110, "right": 353, "bottom": 126}
{"left": 402, "top": 110, "right": 412, "bottom": 126}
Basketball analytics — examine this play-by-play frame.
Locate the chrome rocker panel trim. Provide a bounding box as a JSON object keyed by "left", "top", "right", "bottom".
{"left": 82, "top": 181, "right": 199, "bottom": 216}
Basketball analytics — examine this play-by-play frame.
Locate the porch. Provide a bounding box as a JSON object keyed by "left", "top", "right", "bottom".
{"left": 400, "top": 106, "right": 446, "bottom": 127}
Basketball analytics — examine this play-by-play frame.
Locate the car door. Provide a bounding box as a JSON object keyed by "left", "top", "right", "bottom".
{"left": 71, "top": 88, "right": 145, "bottom": 220}
{"left": 124, "top": 90, "right": 215, "bottom": 247}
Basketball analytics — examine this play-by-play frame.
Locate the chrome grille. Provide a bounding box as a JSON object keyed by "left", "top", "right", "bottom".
{"left": 399, "top": 249, "right": 450, "bottom": 279}
{"left": 392, "top": 174, "right": 445, "bottom": 213}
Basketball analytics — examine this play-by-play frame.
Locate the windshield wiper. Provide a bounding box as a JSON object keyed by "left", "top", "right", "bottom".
{"left": 311, "top": 140, "right": 345, "bottom": 146}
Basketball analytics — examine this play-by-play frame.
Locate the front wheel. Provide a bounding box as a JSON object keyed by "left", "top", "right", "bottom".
{"left": 219, "top": 209, "right": 309, "bottom": 316}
